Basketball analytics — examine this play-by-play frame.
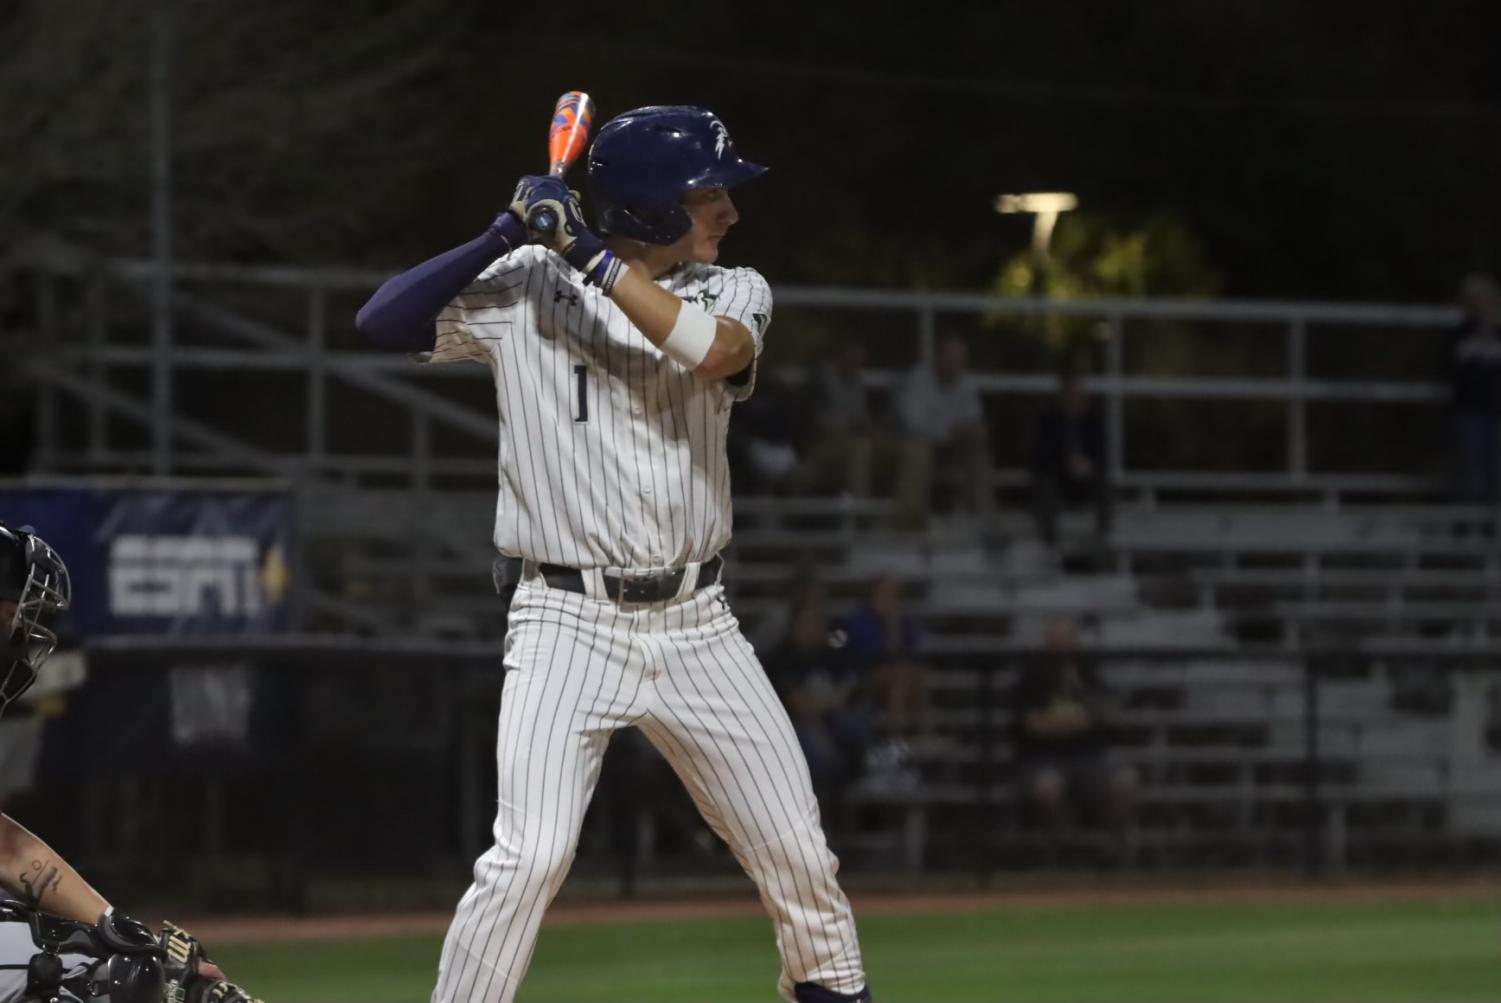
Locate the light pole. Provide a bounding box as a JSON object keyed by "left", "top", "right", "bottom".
{"left": 994, "top": 191, "right": 1078, "bottom": 258}
{"left": 994, "top": 192, "right": 1084, "bottom": 356}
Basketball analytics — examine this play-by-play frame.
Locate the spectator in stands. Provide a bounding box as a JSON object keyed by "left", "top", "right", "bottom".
{"left": 726, "top": 372, "right": 802, "bottom": 495}
{"left": 786, "top": 337, "right": 875, "bottom": 499}
{"left": 1446, "top": 273, "right": 1501, "bottom": 503}
{"left": 838, "top": 573, "right": 930, "bottom": 740}
{"left": 747, "top": 564, "right": 823, "bottom": 656}
{"left": 764, "top": 598, "right": 876, "bottom": 809}
{"left": 1030, "top": 368, "right": 1112, "bottom": 547}
{"left": 1010, "top": 618, "right": 1137, "bottom": 861}
{"left": 894, "top": 335, "right": 996, "bottom": 528}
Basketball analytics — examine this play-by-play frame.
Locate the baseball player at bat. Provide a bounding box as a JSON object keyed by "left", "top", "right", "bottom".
{"left": 356, "top": 105, "right": 873, "bottom": 1003}
{"left": 0, "top": 523, "right": 262, "bottom": 1003}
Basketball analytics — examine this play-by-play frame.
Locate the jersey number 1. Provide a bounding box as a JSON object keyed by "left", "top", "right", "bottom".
{"left": 573, "top": 365, "right": 588, "bottom": 423}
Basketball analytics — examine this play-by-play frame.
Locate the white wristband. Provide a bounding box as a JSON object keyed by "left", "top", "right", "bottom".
{"left": 661, "top": 301, "right": 717, "bottom": 370}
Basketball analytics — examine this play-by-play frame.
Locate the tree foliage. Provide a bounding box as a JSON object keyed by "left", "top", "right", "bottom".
{"left": 0, "top": 0, "right": 463, "bottom": 266}
{"left": 997, "top": 213, "right": 1220, "bottom": 301}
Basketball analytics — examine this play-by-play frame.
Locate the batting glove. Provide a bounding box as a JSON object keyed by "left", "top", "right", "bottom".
{"left": 507, "top": 175, "right": 621, "bottom": 292}
{"left": 158, "top": 921, "right": 265, "bottom": 1003}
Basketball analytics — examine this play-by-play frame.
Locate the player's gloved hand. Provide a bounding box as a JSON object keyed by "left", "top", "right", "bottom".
{"left": 508, "top": 175, "right": 601, "bottom": 261}
{"left": 506, "top": 175, "right": 620, "bottom": 291}
{"left": 191, "top": 978, "right": 265, "bottom": 1003}
{"left": 506, "top": 175, "right": 555, "bottom": 233}
{"left": 157, "top": 921, "right": 264, "bottom": 1003}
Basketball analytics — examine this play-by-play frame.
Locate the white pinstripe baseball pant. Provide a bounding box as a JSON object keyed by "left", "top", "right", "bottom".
{"left": 432, "top": 576, "right": 867, "bottom": 1003}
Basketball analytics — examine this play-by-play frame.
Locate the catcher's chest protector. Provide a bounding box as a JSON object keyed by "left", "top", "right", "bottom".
{"left": 0, "top": 903, "right": 161, "bottom": 1003}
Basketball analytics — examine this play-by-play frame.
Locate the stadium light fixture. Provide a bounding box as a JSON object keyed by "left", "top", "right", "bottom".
{"left": 994, "top": 191, "right": 1079, "bottom": 257}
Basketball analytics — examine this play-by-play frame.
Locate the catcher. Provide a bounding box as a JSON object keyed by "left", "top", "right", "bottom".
{"left": 0, "top": 521, "right": 261, "bottom": 1003}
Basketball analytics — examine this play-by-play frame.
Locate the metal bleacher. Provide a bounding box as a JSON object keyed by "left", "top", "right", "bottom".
{"left": 721, "top": 500, "right": 1501, "bottom": 871}
{"left": 13, "top": 253, "right": 1501, "bottom": 873}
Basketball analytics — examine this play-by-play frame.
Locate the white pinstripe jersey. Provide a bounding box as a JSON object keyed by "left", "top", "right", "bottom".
{"left": 420, "top": 245, "right": 772, "bottom": 570}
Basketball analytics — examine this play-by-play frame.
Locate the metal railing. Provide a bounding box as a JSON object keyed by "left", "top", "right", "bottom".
{"left": 34, "top": 638, "right": 1500, "bottom": 909}
{"left": 21, "top": 256, "right": 1460, "bottom": 501}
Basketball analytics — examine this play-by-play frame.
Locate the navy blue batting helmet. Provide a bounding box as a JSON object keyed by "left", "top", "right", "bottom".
{"left": 587, "top": 106, "right": 767, "bottom": 245}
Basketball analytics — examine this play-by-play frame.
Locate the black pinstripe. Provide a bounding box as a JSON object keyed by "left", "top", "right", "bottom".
{"left": 715, "top": 618, "right": 863, "bottom": 986}
{"left": 632, "top": 589, "right": 865, "bottom": 993}
{"left": 436, "top": 594, "right": 566, "bottom": 1000}
{"left": 476, "top": 588, "right": 609, "bottom": 997}
{"left": 437, "top": 584, "right": 657, "bottom": 1002}
{"left": 682, "top": 622, "right": 825, "bottom": 970}
{"left": 645, "top": 652, "right": 818, "bottom": 973}
{"left": 579, "top": 288, "right": 613, "bottom": 559}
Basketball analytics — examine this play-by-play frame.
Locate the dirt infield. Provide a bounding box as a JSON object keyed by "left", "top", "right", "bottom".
{"left": 186, "top": 875, "right": 1501, "bottom": 945}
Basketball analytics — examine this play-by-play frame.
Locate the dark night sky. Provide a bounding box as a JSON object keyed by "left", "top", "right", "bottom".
{"left": 11, "top": 1, "right": 1501, "bottom": 302}
{"left": 374, "top": 3, "right": 1501, "bottom": 302}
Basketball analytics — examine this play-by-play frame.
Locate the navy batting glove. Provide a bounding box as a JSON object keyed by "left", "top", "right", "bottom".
{"left": 488, "top": 208, "right": 528, "bottom": 247}
{"left": 507, "top": 175, "right": 619, "bottom": 291}
{"left": 507, "top": 175, "right": 557, "bottom": 232}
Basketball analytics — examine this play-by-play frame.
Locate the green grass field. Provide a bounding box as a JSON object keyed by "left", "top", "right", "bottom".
{"left": 213, "top": 895, "right": 1499, "bottom": 1003}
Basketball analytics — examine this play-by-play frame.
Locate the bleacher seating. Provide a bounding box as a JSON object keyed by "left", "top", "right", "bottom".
{"left": 717, "top": 498, "right": 1501, "bottom": 870}
{"left": 19, "top": 253, "right": 1501, "bottom": 884}
{"left": 293, "top": 479, "right": 1501, "bottom": 870}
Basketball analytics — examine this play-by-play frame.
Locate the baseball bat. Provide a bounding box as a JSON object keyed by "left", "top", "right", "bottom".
{"left": 530, "top": 91, "right": 596, "bottom": 234}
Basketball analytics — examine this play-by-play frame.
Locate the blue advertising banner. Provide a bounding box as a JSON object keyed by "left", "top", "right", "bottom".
{"left": 0, "top": 483, "right": 294, "bottom": 635}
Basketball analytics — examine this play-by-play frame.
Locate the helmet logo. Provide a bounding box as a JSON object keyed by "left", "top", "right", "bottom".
{"left": 710, "top": 118, "right": 730, "bottom": 159}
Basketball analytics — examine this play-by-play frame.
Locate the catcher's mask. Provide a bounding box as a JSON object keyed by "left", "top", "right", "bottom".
{"left": 0, "top": 521, "right": 72, "bottom": 716}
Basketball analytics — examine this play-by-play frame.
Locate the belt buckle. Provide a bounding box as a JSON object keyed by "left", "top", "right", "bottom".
{"left": 619, "top": 568, "right": 680, "bottom": 604}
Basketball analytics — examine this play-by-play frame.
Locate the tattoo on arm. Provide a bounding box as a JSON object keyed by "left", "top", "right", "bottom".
{"left": 17, "top": 859, "right": 62, "bottom": 906}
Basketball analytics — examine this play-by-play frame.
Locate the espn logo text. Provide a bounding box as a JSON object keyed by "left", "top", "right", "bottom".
{"left": 109, "top": 535, "right": 265, "bottom": 617}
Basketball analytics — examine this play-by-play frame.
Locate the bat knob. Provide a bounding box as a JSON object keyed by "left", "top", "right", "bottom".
{"left": 530, "top": 206, "right": 558, "bottom": 235}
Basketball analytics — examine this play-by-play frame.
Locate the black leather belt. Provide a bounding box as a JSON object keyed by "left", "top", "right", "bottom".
{"left": 515, "top": 554, "right": 724, "bottom": 604}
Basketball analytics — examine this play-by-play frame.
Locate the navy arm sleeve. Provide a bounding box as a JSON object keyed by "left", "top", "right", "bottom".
{"left": 355, "top": 212, "right": 528, "bottom": 352}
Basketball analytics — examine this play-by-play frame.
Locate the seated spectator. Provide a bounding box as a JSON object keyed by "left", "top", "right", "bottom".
{"left": 746, "top": 564, "right": 823, "bottom": 656}
{"left": 786, "top": 337, "right": 875, "bottom": 499}
{"left": 1030, "top": 368, "right": 1112, "bottom": 548}
{"left": 763, "top": 600, "right": 877, "bottom": 809}
{"left": 894, "top": 335, "right": 996, "bottom": 528}
{"left": 1446, "top": 274, "right": 1501, "bottom": 503}
{"left": 1009, "top": 619, "right": 1137, "bottom": 861}
{"left": 726, "top": 373, "right": 801, "bottom": 495}
{"left": 838, "top": 573, "right": 930, "bottom": 739}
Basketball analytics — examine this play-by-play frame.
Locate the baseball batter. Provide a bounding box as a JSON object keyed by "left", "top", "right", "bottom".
{"left": 356, "top": 106, "right": 872, "bottom": 1003}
